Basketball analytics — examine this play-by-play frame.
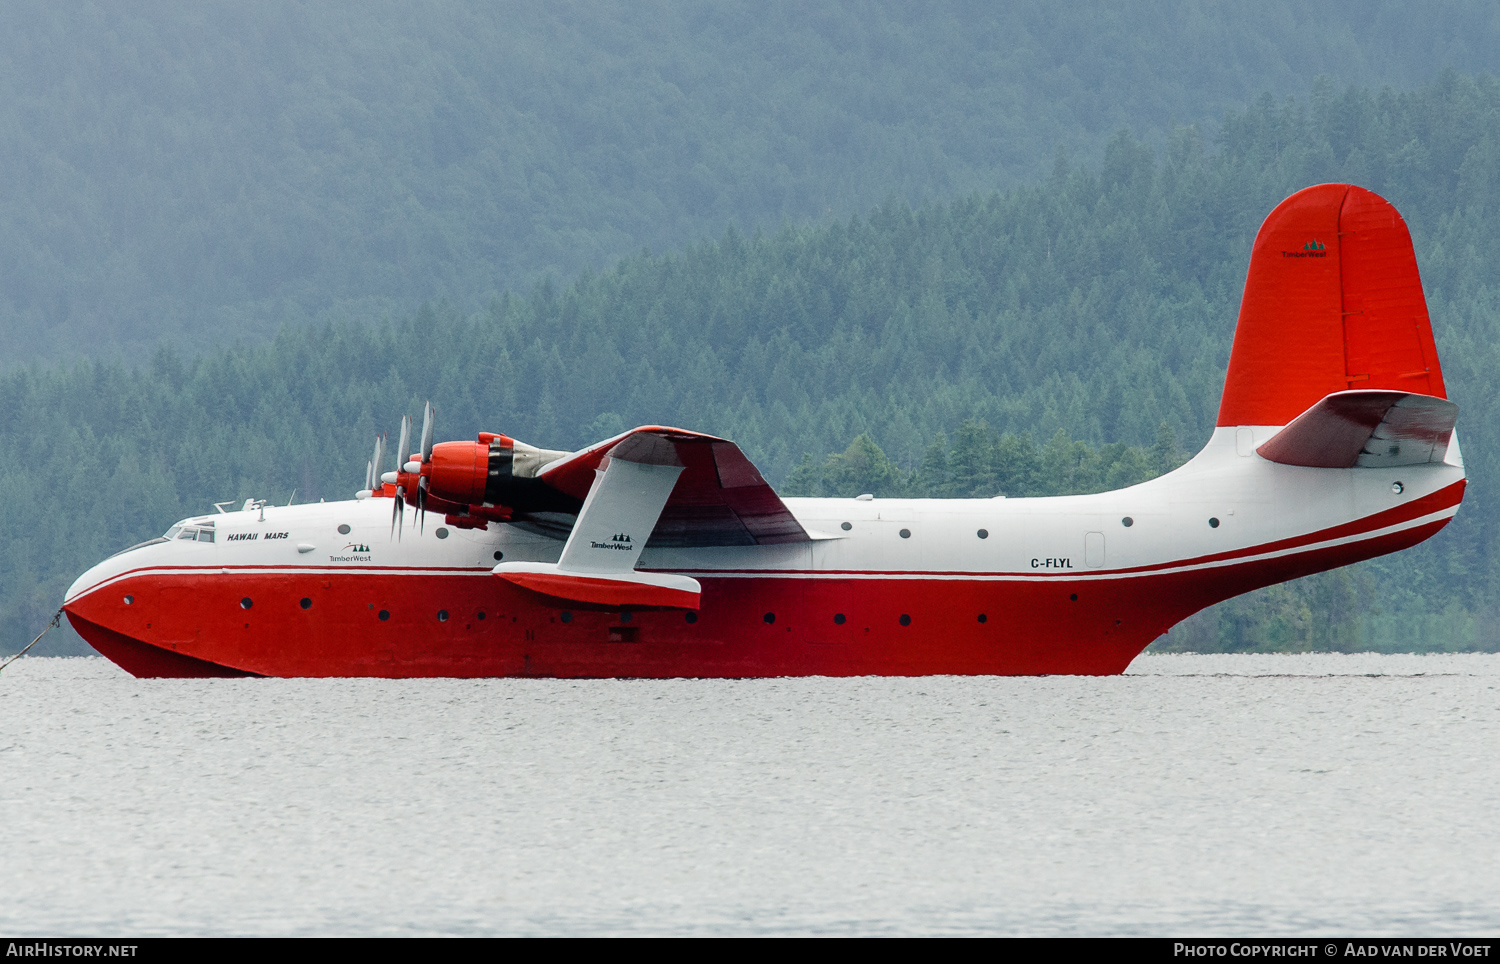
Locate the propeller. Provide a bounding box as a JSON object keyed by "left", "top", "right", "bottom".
{"left": 371, "top": 403, "right": 437, "bottom": 538}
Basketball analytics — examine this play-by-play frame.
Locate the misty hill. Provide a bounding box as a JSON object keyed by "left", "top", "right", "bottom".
{"left": 7, "top": 73, "right": 1500, "bottom": 656}
{"left": 4, "top": 1, "right": 1500, "bottom": 361}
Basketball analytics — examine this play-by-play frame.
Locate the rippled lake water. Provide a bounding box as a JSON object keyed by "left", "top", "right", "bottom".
{"left": 1, "top": 653, "right": 1497, "bottom": 936}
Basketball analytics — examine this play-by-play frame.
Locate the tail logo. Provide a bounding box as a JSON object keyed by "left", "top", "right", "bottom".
{"left": 1282, "top": 239, "right": 1329, "bottom": 258}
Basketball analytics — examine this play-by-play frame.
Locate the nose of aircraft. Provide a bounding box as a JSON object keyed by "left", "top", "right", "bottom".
{"left": 59, "top": 537, "right": 252, "bottom": 678}
{"left": 65, "top": 561, "right": 108, "bottom": 607}
{"left": 62, "top": 550, "right": 138, "bottom": 635}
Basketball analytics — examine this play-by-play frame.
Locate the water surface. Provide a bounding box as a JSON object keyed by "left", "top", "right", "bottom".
{"left": 1, "top": 654, "right": 1496, "bottom": 936}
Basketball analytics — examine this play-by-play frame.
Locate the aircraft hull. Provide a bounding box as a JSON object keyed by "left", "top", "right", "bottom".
{"left": 62, "top": 495, "right": 1456, "bottom": 678}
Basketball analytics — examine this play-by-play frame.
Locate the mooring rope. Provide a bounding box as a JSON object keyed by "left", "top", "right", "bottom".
{"left": 0, "top": 609, "right": 62, "bottom": 675}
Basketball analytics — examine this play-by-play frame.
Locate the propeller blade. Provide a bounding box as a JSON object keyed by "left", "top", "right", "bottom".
{"left": 419, "top": 401, "right": 435, "bottom": 463}
{"left": 364, "top": 460, "right": 373, "bottom": 493}
{"left": 417, "top": 476, "right": 428, "bottom": 533}
{"left": 391, "top": 484, "right": 405, "bottom": 539}
{"left": 397, "top": 415, "right": 412, "bottom": 471}
{"left": 370, "top": 434, "right": 385, "bottom": 488}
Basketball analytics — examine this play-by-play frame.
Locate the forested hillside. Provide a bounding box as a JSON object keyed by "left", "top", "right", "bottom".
{"left": 8, "top": 73, "right": 1500, "bottom": 656}
{"left": 4, "top": 1, "right": 1500, "bottom": 361}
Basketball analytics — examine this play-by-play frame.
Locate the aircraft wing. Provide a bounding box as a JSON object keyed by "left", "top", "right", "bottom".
{"left": 539, "top": 426, "right": 810, "bottom": 546}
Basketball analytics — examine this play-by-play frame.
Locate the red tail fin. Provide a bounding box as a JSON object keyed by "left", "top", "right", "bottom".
{"left": 1217, "top": 184, "right": 1446, "bottom": 427}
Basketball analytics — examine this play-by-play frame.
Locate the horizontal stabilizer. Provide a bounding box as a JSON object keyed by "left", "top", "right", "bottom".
{"left": 1256, "top": 390, "right": 1457, "bottom": 468}
{"left": 493, "top": 562, "right": 701, "bottom": 609}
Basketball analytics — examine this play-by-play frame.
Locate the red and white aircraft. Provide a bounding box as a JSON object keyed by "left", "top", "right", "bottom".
{"left": 63, "top": 184, "right": 1464, "bottom": 678}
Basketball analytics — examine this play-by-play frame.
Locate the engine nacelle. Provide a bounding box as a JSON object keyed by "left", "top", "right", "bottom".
{"left": 423, "top": 433, "right": 578, "bottom": 518}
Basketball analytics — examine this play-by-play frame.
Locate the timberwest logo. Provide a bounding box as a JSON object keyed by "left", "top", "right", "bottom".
{"left": 344, "top": 543, "right": 372, "bottom": 553}
{"left": 591, "top": 533, "right": 635, "bottom": 551}
{"left": 1282, "top": 239, "right": 1329, "bottom": 258}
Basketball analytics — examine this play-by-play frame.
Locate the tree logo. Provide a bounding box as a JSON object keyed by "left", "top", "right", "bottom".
{"left": 1282, "top": 239, "right": 1329, "bottom": 258}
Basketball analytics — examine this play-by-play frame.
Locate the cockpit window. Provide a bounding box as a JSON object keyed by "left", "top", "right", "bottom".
{"left": 112, "top": 518, "right": 215, "bottom": 559}
{"left": 166, "top": 520, "right": 215, "bottom": 543}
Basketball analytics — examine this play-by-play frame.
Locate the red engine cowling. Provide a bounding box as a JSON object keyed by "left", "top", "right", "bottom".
{"left": 428, "top": 440, "right": 491, "bottom": 506}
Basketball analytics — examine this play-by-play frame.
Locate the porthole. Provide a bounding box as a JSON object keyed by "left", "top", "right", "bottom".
{"left": 560, "top": 611, "right": 573, "bottom": 624}
{"left": 1392, "top": 481, "right": 1405, "bottom": 494}
{"left": 899, "top": 528, "right": 911, "bottom": 539}
{"left": 1209, "top": 517, "right": 1220, "bottom": 528}
{"left": 435, "top": 527, "right": 449, "bottom": 539}
{"left": 437, "top": 610, "right": 449, "bottom": 622}
{"left": 123, "top": 595, "right": 134, "bottom": 605}
{"left": 834, "top": 613, "right": 846, "bottom": 625}
{"left": 977, "top": 529, "right": 989, "bottom": 540}
{"left": 378, "top": 610, "right": 390, "bottom": 621}
{"left": 620, "top": 611, "right": 632, "bottom": 623}
{"left": 337, "top": 524, "right": 351, "bottom": 535}
{"left": 1121, "top": 517, "right": 1134, "bottom": 528}
{"left": 977, "top": 613, "right": 987, "bottom": 624}
{"left": 840, "top": 522, "right": 852, "bottom": 531}
{"left": 477, "top": 612, "right": 486, "bottom": 621}
{"left": 240, "top": 597, "right": 253, "bottom": 610}
{"left": 899, "top": 614, "right": 912, "bottom": 627}
{"left": 299, "top": 597, "right": 312, "bottom": 610}
{"left": 493, "top": 550, "right": 504, "bottom": 561}
{"left": 685, "top": 611, "right": 698, "bottom": 624}
{"left": 1070, "top": 593, "right": 1078, "bottom": 601}
{"left": 763, "top": 612, "right": 776, "bottom": 625}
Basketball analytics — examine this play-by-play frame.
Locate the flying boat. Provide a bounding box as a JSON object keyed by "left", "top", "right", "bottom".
{"left": 62, "top": 185, "right": 1465, "bottom": 677}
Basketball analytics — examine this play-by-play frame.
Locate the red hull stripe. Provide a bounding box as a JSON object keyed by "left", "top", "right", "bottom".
{"left": 66, "top": 566, "right": 493, "bottom": 603}
{"left": 1128, "top": 477, "right": 1465, "bottom": 574}
{"left": 67, "top": 481, "right": 1463, "bottom": 606}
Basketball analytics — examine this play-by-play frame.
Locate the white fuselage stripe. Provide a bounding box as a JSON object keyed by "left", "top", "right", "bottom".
{"left": 66, "top": 502, "right": 1454, "bottom": 601}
